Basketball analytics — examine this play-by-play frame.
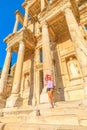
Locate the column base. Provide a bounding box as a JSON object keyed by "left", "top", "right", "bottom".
{"left": 23, "top": 98, "right": 29, "bottom": 106}
{"left": 40, "top": 88, "right": 49, "bottom": 103}
{"left": 5, "top": 94, "right": 23, "bottom": 108}
{"left": 0, "top": 98, "right": 6, "bottom": 108}
{"left": 32, "top": 96, "right": 37, "bottom": 106}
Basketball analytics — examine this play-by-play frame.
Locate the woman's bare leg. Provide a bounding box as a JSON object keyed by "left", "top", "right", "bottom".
{"left": 48, "top": 89, "right": 54, "bottom": 108}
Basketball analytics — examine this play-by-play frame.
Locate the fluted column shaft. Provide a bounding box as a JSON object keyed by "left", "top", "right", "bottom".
{"left": 11, "top": 41, "right": 25, "bottom": 94}
{"left": 0, "top": 48, "right": 12, "bottom": 97}
{"left": 64, "top": 7, "right": 87, "bottom": 98}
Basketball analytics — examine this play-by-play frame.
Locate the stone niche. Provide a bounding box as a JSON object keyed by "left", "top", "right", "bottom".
{"left": 22, "top": 72, "right": 30, "bottom": 106}
{"left": 64, "top": 55, "right": 84, "bottom": 101}
{"left": 66, "top": 56, "right": 82, "bottom": 80}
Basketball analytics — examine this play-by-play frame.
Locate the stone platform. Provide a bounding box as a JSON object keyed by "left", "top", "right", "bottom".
{"left": 0, "top": 123, "right": 87, "bottom": 130}
{"left": 0, "top": 101, "right": 87, "bottom": 130}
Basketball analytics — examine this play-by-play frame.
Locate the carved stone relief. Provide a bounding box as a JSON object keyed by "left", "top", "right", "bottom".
{"left": 67, "top": 56, "right": 81, "bottom": 80}
{"left": 23, "top": 73, "right": 30, "bottom": 98}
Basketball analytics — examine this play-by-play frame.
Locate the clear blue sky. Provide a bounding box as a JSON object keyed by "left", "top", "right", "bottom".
{"left": 0, "top": 0, "right": 24, "bottom": 69}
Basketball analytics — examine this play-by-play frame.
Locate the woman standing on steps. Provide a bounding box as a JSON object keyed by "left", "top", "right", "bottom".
{"left": 45, "top": 75, "right": 54, "bottom": 108}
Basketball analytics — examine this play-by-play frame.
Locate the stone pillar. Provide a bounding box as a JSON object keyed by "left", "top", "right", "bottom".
{"left": 35, "top": 71, "right": 40, "bottom": 105}
{"left": 0, "top": 48, "right": 12, "bottom": 99}
{"left": 6, "top": 41, "right": 25, "bottom": 107}
{"left": 13, "top": 14, "right": 19, "bottom": 33}
{"left": 41, "top": 0, "right": 46, "bottom": 11}
{"left": 32, "top": 65, "right": 36, "bottom": 106}
{"left": 23, "top": 6, "right": 29, "bottom": 27}
{"left": 42, "top": 22, "right": 53, "bottom": 79}
{"left": 12, "top": 41, "right": 25, "bottom": 94}
{"left": 64, "top": 7, "right": 87, "bottom": 98}
{"left": 40, "top": 22, "right": 53, "bottom": 103}
{"left": 32, "top": 53, "right": 37, "bottom": 106}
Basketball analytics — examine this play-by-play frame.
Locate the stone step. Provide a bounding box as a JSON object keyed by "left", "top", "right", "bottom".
{"left": 0, "top": 101, "right": 87, "bottom": 118}
{"left": 0, "top": 123, "right": 87, "bottom": 130}
{"left": 0, "top": 101, "right": 87, "bottom": 127}
{"left": 39, "top": 100, "right": 83, "bottom": 109}
{"left": 0, "top": 104, "right": 85, "bottom": 117}
{"left": 40, "top": 93, "right": 49, "bottom": 103}
{"left": 0, "top": 107, "right": 87, "bottom": 127}
{"left": 0, "top": 113, "right": 87, "bottom": 126}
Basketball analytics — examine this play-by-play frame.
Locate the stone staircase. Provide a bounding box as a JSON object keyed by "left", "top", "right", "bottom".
{"left": 40, "top": 92, "right": 49, "bottom": 103}
{"left": 0, "top": 101, "right": 87, "bottom": 130}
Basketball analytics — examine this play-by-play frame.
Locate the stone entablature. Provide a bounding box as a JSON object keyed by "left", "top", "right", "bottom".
{"left": 4, "top": 28, "right": 36, "bottom": 52}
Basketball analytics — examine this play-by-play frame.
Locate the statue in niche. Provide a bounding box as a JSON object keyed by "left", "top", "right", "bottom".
{"left": 23, "top": 73, "right": 30, "bottom": 98}
{"left": 67, "top": 57, "right": 80, "bottom": 79}
{"left": 24, "top": 74, "right": 30, "bottom": 92}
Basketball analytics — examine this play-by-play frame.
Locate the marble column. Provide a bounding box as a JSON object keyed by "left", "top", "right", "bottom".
{"left": 41, "top": 0, "right": 46, "bottom": 12}
{"left": 0, "top": 48, "right": 12, "bottom": 99}
{"left": 40, "top": 22, "right": 53, "bottom": 103}
{"left": 23, "top": 6, "right": 29, "bottom": 27}
{"left": 64, "top": 7, "right": 87, "bottom": 98}
{"left": 13, "top": 14, "right": 19, "bottom": 33}
{"left": 42, "top": 22, "right": 53, "bottom": 78}
{"left": 35, "top": 71, "right": 40, "bottom": 105}
{"left": 32, "top": 70, "right": 40, "bottom": 106}
{"left": 32, "top": 65, "right": 36, "bottom": 106}
{"left": 6, "top": 41, "right": 25, "bottom": 107}
{"left": 32, "top": 52, "right": 38, "bottom": 106}
{"left": 12, "top": 41, "right": 25, "bottom": 94}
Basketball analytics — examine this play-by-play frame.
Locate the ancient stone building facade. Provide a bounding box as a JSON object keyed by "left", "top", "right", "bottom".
{"left": 0, "top": 0, "right": 87, "bottom": 108}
